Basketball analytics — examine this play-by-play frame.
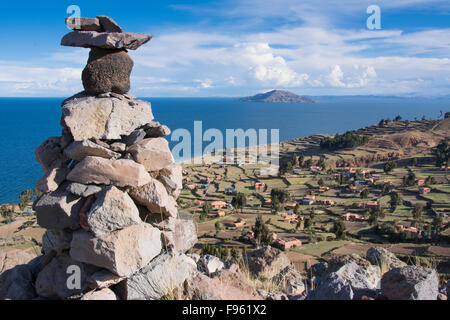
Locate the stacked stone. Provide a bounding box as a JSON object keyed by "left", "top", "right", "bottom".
{"left": 30, "top": 16, "right": 198, "bottom": 300}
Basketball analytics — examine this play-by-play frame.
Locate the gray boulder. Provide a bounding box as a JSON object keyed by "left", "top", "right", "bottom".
{"left": 128, "top": 177, "right": 178, "bottom": 217}
{"left": 82, "top": 48, "right": 133, "bottom": 96}
{"left": 122, "top": 129, "right": 146, "bottom": 146}
{"left": 0, "top": 264, "right": 36, "bottom": 300}
{"left": 86, "top": 186, "right": 141, "bottom": 237}
{"left": 201, "top": 255, "right": 224, "bottom": 275}
{"left": 381, "top": 266, "right": 439, "bottom": 300}
{"left": 66, "top": 156, "right": 152, "bottom": 188}
{"left": 366, "top": 246, "right": 407, "bottom": 270}
{"left": 42, "top": 229, "right": 73, "bottom": 255}
{"left": 115, "top": 251, "right": 197, "bottom": 300}
{"left": 35, "top": 253, "right": 99, "bottom": 299}
{"left": 335, "top": 261, "right": 380, "bottom": 298}
{"left": 61, "top": 31, "right": 153, "bottom": 50}
{"left": 66, "top": 182, "right": 102, "bottom": 197}
{"left": 158, "top": 163, "right": 183, "bottom": 198}
{"left": 70, "top": 224, "right": 161, "bottom": 277}
{"left": 33, "top": 184, "right": 85, "bottom": 230}
{"left": 307, "top": 273, "right": 354, "bottom": 300}
{"left": 272, "top": 266, "right": 305, "bottom": 296}
{"left": 96, "top": 15, "right": 123, "bottom": 32}
{"left": 64, "top": 139, "right": 120, "bottom": 161}
{"left": 157, "top": 215, "right": 197, "bottom": 253}
{"left": 65, "top": 17, "right": 102, "bottom": 31}
{"left": 245, "top": 246, "right": 290, "bottom": 276}
{"left": 35, "top": 137, "right": 63, "bottom": 173}
{"left": 127, "top": 138, "right": 175, "bottom": 172}
{"left": 61, "top": 92, "right": 154, "bottom": 141}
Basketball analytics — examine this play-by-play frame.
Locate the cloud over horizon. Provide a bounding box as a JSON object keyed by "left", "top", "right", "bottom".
{"left": 0, "top": 0, "right": 449, "bottom": 97}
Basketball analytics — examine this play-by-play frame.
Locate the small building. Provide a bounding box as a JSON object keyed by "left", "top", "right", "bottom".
{"left": 304, "top": 195, "right": 316, "bottom": 200}
{"left": 419, "top": 187, "right": 431, "bottom": 194}
{"left": 416, "top": 179, "right": 426, "bottom": 186}
{"left": 186, "top": 184, "right": 197, "bottom": 190}
{"left": 310, "top": 166, "right": 322, "bottom": 173}
{"left": 285, "top": 201, "right": 298, "bottom": 208}
{"left": 318, "top": 186, "right": 330, "bottom": 193}
{"left": 224, "top": 187, "right": 236, "bottom": 194}
{"left": 233, "top": 218, "right": 246, "bottom": 228}
{"left": 293, "top": 169, "right": 301, "bottom": 174}
{"left": 319, "top": 199, "right": 335, "bottom": 206}
{"left": 366, "top": 200, "right": 378, "bottom": 208}
{"left": 343, "top": 213, "right": 364, "bottom": 222}
{"left": 211, "top": 201, "right": 228, "bottom": 209}
{"left": 273, "top": 238, "right": 302, "bottom": 250}
{"left": 254, "top": 182, "right": 266, "bottom": 191}
{"left": 281, "top": 211, "right": 298, "bottom": 221}
{"left": 302, "top": 199, "right": 314, "bottom": 205}
{"left": 216, "top": 210, "right": 226, "bottom": 217}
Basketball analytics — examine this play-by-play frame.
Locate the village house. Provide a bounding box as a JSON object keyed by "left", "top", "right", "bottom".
{"left": 318, "top": 186, "right": 330, "bottom": 193}
{"left": 186, "top": 183, "right": 197, "bottom": 190}
{"left": 293, "top": 169, "right": 301, "bottom": 174}
{"left": 211, "top": 201, "right": 228, "bottom": 209}
{"left": 224, "top": 187, "right": 237, "bottom": 195}
{"left": 310, "top": 166, "right": 322, "bottom": 173}
{"left": 419, "top": 187, "right": 431, "bottom": 194}
{"left": 365, "top": 200, "right": 378, "bottom": 208}
{"left": 233, "top": 218, "right": 246, "bottom": 228}
{"left": 343, "top": 213, "right": 365, "bottom": 222}
{"left": 281, "top": 211, "right": 298, "bottom": 221}
{"left": 416, "top": 179, "right": 426, "bottom": 186}
{"left": 254, "top": 182, "right": 266, "bottom": 191}
{"left": 273, "top": 237, "right": 302, "bottom": 250}
{"left": 285, "top": 201, "right": 298, "bottom": 208}
{"left": 319, "top": 199, "right": 335, "bottom": 206}
{"left": 215, "top": 210, "right": 226, "bottom": 217}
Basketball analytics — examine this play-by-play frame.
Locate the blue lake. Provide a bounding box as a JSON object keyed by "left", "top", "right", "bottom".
{"left": 0, "top": 95, "right": 448, "bottom": 204}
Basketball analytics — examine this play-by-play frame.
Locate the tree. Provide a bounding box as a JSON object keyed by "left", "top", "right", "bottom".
{"left": 432, "top": 214, "right": 443, "bottom": 236}
{"left": 332, "top": 220, "right": 346, "bottom": 239}
{"left": 383, "top": 161, "right": 397, "bottom": 173}
{"left": 295, "top": 219, "right": 302, "bottom": 231}
{"left": 19, "top": 189, "right": 35, "bottom": 211}
{"left": 445, "top": 112, "right": 450, "bottom": 119}
{"left": 317, "top": 156, "right": 326, "bottom": 171}
{"left": 252, "top": 215, "right": 272, "bottom": 246}
{"left": 368, "top": 208, "right": 378, "bottom": 226}
{"left": 390, "top": 192, "right": 402, "bottom": 212}
{"left": 412, "top": 203, "right": 423, "bottom": 222}
{"left": 298, "top": 154, "right": 305, "bottom": 167}
{"left": 304, "top": 158, "right": 313, "bottom": 168}
{"left": 309, "top": 208, "right": 316, "bottom": 221}
{"left": 394, "top": 115, "right": 402, "bottom": 121}
{"left": 425, "top": 176, "right": 435, "bottom": 186}
{"left": 232, "top": 193, "right": 247, "bottom": 214}
{"left": 230, "top": 247, "right": 241, "bottom": 261}
{"left": 270, "top": 188, "right": 290, "bottom": 204}
{"left": 411, "top": 157, "right": 418, "bottom": 166}
{"left": 318, "top": 178, "right": 324, "bottom": 187}
{"left": 202, "top": 202, "right": 212, "bottom": 215}
{"left": 360, "top": 188, "right": 369, "bottom": 199}
{"left": 293, "top": 203, "right": 300, "bottom": 215}
{"left": 214, "top": 222, "right": 222, "bottom": 236}
{"left": 320, "top": 131, "right": 369, "bottom": 150}
{"left": 271, "top": 197, "right": 281, "bottom": 213}
{"left": 404, "top": 170, "right": 416, "bottom": 186}
{"left": 304, "top": 218, "right": 313, "bottom": 230}
{"left": 434, "top": 140, "right": 449, "bottom": 167}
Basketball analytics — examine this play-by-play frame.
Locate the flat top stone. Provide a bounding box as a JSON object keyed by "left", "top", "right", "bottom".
{"left": 61, "top": 31, "right": 153, "bottom": 50}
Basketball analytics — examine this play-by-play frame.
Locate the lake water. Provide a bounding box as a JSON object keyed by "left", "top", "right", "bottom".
{"left": 0, "top": 95, "right": 448, "bottom": 204}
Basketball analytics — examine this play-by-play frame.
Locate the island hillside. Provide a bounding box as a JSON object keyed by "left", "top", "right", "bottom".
{"left": 238, "top": 89, "right": 315, "bottom": 103}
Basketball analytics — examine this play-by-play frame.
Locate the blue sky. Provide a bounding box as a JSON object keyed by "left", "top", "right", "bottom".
{"left": 0, "top": 0, "right": 449, "bottom": 97}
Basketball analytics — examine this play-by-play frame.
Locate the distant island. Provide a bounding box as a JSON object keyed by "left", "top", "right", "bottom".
{"left": 238, "top": 90, "right": 315, "bottom": 103}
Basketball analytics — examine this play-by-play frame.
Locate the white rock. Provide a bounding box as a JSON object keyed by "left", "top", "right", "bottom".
{"left": 115, "top": 251, "right": 197, "bottom": 300}
{"left": 70, "top": 224, "right": 162, "bottom": 277}
{"left": 158, "top": 163, "right": 183, "bottom": 198}
{"left": 61, "top": 93, "right": 153, "bottom": 141}
{"left": 201, "top": 255, "right": 224, "bottom": 275}
{"left": 128, "top": 177, "right": 178, "bottom": 217}
{"left": 64, "top": 139, "right": 120, "bottom": 161}
{"left": 86, "top": 186, "right": 141, "bottom": 237}
{"left": 81, "top": 288, "right": 118, "bottom": 300}
{"left": 127, "top": 138, "right": 174, "bottom": 172}
{"left": 66, "top": 156, "right": 152, "bottom": 188}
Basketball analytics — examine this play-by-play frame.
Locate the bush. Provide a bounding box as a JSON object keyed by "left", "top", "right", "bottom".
{"left": 320, "top": 131, "right": 369, "bottom": 150}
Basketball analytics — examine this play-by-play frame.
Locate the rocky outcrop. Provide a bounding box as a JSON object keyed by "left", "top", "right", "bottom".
{"left": 245, "top": 246, "right": 290, "bottom": 276}
{"left": 116, "top": 251, "right": 197, "bottom": 300}
{"left": 381, "top": 266, "right": 439, "bottom": 300}
{"left": 366, "top": 246, "right": 407, "bottom": 270}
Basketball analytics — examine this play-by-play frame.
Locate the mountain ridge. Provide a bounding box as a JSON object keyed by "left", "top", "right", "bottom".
{"left": 238, "top": 90, "right": 315, "bottom": 103}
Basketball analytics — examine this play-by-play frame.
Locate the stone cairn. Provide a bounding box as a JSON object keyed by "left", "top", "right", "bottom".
{"left": 30, "top": 16, "right": 198, "bottom": 300}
